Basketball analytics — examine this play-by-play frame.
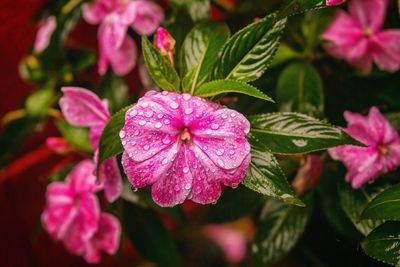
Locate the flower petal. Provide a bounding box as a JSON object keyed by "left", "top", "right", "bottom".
{"left": 99, "top": 157, "right": 123, "bottom": 203}
{"left": 151, "top": 145, "right": 192, "bottom": 207}
{"left": 67, "top": 160, "right": 99, "bottom": 194}
{"left": 370, "top": 30, "right": 400, "bottom": 72}
{"left": 348, "top": 0, "right": 386, "bottom": 31}
{"left": 34, "top": 16, "right": 57, "bottom": 54}
{"left": 60, "top": 87, "right": 110, "bottom": 127}
{"left": 368, "top": 106, "right": 399, "bottom": 144}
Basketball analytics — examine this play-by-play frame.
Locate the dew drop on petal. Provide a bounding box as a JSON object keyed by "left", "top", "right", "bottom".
{"left": 170, "top": 101, "right": 179, "bottom": 109}
{"left": 174, "top": 184, "right": 181, "bottom": 191}
{"left": 122, "top": 140, "right": 127, "bottom": 146}
{"left": 183, "top": 167, "right": 189, "bottom": 174}
{"left": 229, "top": 149, "right": 235, "bottom": 155}
{"left": 217, "top": 159, "right": 225, "bottom": 168}
{"left": 230, "top": 113, "right": 236, "bottom": 118}
{"left": 216, "top": 149, "right": 225, "bottom": 156}
{"left": 139, "top": 120, "right": 146, "bottom": 126}
{"left": 183, "top": 94, "right": 191, "bottom": 101}
{"left": 203, "top": 145, "right": 208, "bottom": 151}
{"left": 157, "top": 114, "right": 164, "bottom": 119}
{"left": 141, "top": 102, "right": 149, "bottom": 108}
{"left": 211, "top": 123, "right": 219, "bottom": 130}
{"left": 162, "top": 158, "right": 168, "bottom": 165}
{"left": 119, "top": 130, "right": 126, "bottom": 138}
{"left": 143, "top": 145, "right": 150, "bottom": 150}
{"left": 144, "top": 110, "right": 153, "bottom": 118}
{"left": 162, "top": 136, "right": 172, "bottom": 145}
{"left": 155, "top": 122, "right": 162, "bottom": 129}
{"left": 134, "top": 130, "right": 140, "bottom": 136}
{"left": 184, "top": 183, "right": 191, "bottom": 190}
{"left": 129, "top": 109, "right": 138, "bottom": 117}
{"left": 185, "top": 108, "right": 193, "bottom": 115}
{"left": 164, "top": 119, "right": 171, "bottom": 125}
{"left": 221, "top": 113, "right": 228, "bottom": 119}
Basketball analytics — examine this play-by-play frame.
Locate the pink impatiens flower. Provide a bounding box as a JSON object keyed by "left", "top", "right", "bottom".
{"left": 120, "top": 91, "right": 251, "bottom": 207}
{"left": 82, "top": 0, "right": 164, "bottom": 75}
{"left": 60, "top": 87, "right": 123, "bottom": 202}
{"left": 321, "top": 0, "right": 400, "bottom": 73}
{"left": 326, "top": 0, "right": 346, "bottom": 6}
{"left": 33, "top": 16, "right": 56, "bottom": 54}
{"left": 329, "top": 107, "right": 400, "bottom": 188}
{"left": 41, "top": 160, "right": 121, "bottom": 264}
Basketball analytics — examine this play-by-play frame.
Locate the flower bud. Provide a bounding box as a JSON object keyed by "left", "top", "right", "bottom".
{"left": 326, "top": 0, "right": 346, "bottom": 6}
{"left": 292, "top": 155, "right": 323, "bottom": 196}
{"left": 154, "top": 27, "right": 176, "bottom": 66}
{"left": 46, "top": 137, "right": 70, "bottom": 154}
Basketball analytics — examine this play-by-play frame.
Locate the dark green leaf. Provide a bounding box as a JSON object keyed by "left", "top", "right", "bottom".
{"left": 250, "top": 112, "right": 361, "bottom": 155}
{"left": 277, "top": 63, "right": 324, "bottom": 117}
{"left": 361, "top": 184, "right": 400, "bottom": 221}
{"left": 98, "top": 106, "right": 130, "bottom": 166}
{"left": 142, "top": 37, "right": 180, "bottom": 92}
{"left": 252, "top": 194, "right": 313, "bottom": 266}
{"left": 169, "top": 0, "right": 210, "bottom": 22}
{"left": 195, "top": 79, "right": 273, "bottom": 101}
{"left": 277, "top": 0, "right": 325, "bottom": 19}
{"left": 180, "top": 22, "right": 230, "bottom": 93}
{"left": 338, "top": 179, "right": 388, "bottom": 236}
{"left": 212, "top": 13, "right": 287, "bottom": 83}
{"left": 362, "top": 221, "right": 400, "bottom": 266}
{"left": 205, "top": 185, "right": 264, "bottom": 223}
{"left": 55, "top": 120, "right": 92, "bottom": 153}
{"left": 244, "top": 135, "right": 303, "bottom": 206}
{"left": 123, "top": 201, "right": 182, "bottom": 267}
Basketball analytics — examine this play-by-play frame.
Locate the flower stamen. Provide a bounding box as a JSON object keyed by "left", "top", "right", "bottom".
{"left": 180, "top": 128, "right": 191, "bottom": 142}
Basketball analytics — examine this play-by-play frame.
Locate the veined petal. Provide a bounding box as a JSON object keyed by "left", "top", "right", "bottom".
{"left": 321, "top": 11, "right": 363, "bottom": 46}
{"left": 370, "top": 30, "right": 400, "bottom": 72}
{"left": 33, "top": 16, "right": 57, "bottom": 54}
{"left": 348, "top": 0, "right": 386, "bottom": 31}
{"left": 99, "top": 157, "right": 123, "bottom": 203}
{"left": 67, "top": 160, "right": 99, "bottom": 194}
{"left": 368, "top": 107, "right": 400, "bottom": 144}
{"left": 60, "top": 87, "right": 110, "bottom": 127}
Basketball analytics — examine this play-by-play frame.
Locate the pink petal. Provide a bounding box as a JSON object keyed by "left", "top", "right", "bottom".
{"left": 33, "top": 16, "right": 57, "bottom": 54}
{"left": 83, "top": 213, "right": 121, "bottom": 264}
{"left": 99, "top": 157, "right": 123, "bottom": 203}
{"left": 123, "top": 0, "right": 164, "bottom": 36}
{"left": 370, "top": 30, "right": 400, "bottom": 72}
{"left": 82, "top": 0, "right": 119, "bottom": 25}
{"left": 67, "top": 160, "right": 99, "bottom": 194}
{"left": 326, "top": 0, "right": 346, "bottom": 6}
{"left": 151, "top": 145, "right": 192, "bottom": 207}
{"left": 343, "top": 110, "right": 375, "bottom": 145}
{"left": 89, "top": 125, "right": 105, "bottom": 149}
{"left": 60, "top": 87, "right": 110, "bottom": 127}
{"left": 367, "top": 107, "right": 399, "bottom": 144}
{"left": 348, "top": 0, "right": 386, "bottom": 32}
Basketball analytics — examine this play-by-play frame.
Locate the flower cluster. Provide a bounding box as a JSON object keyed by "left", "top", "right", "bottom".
{"left": 82, "top": 0, "right": 164, "bottom": 75}
{"left": 322, "top": 0, "right": 400, "bottom": 73}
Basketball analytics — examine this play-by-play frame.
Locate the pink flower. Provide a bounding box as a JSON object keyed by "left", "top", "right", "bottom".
{"left": 329, "top": 107, "right": 400, "bottom": 188}
{"left": 41, "top": 160, "right": 121, "bottom": 264}
{"left": 82, "top": 0, "right": 164, "bottom": 75}
{"left": 46, "top": 137, "right": 70, "bottom": 154}
{"left": 154, "top": 27, "right": 175, "bottom": 65}
{"left": 33, "top": 16, "right": 56, "bottom": 54}
{"left": 120, "top": 91, "right": 251, "bottom": 207}
{"left": 60, "top": 87, "right": 123, "bottom": 202}
{"left": 321, "top": 0, "right": 400, "bottom": 73}
{"left": 326, "top": 0, "right": 346, "bottom": 6}
{"left": 203, "top": 224, "right": 247, "bottom": 263}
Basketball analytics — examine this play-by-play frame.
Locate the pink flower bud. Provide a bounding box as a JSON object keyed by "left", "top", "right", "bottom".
{"left": 326, "top": 0, "right": 346, "bottom": 6}
{"left": 46, "top": 137, "right": 70, "bottom": 154}
{"left": 154, "top": 27, "right": 176, "bottom": 65}
{"left": 292, "top": 155, "right": 323, "bottom": 196}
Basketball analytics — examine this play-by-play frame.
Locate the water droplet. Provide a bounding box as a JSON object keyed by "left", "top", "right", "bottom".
{"left": 185, "top": 108, "right": 193, "bottom": 115}
{"left": 211, "top": 123, "right": 219, "bottom": 130}
{"left": 162, "top": 91, "right": 168, "bottom": 95}
{"left": 221, "top": 113, "right": 228, "bottom": 119}
{"left": 162, "top": 136, "right": 172, "bottom": 145}
{"left": 155, "top": 122, "right": 162, "bottom": 129}
{"left": 122, "top": 140, "right": 127, "bottom": 146}
{"left": 139, "top": 120, "right": 146, "bottom": 126}
{"left": 162, "top": 158, "right": 168, "bottom": 165}
{"left": 119, "top": 130, "right": 126, "bottom": 138}
{"left": 131, "top": 141, "right": 136, "bottom": 146}
{"left": 164, "top": 119, "right": 171, "bottom": 125}
{"left": 134, "top": 130, "right": 140, "bottom": 136}
{"left": 174, "top": 185, "right": 181, "bottom": 191}
{"left": 141, "top": 102, "right": 149, "bottom": 108}
{"left": 143, "top": 145, "right": 150, "bottom": 150}
{"left": 216, "top": 149, "right": 225, "bottom": 156}
{"left": 170, "top": 101, "right": 179, "bottom": 109}
{"left": 129, "top": 109, "right": 138, "bottom": 117}
{"left": 217, "top": 159, "right": 225, "bottom": 168}
{"left": 144, "top": 110, "right": 153, "bottom": 118}
{"left": 183, "top": 94, "right": 191, "bottom": 101}
{"left": 292, "top": 139, "right": 308, "bottom": 147}
{"left": 229, "top": 149, "right": 235, "bottom": 155}
{"left": 184, "top": 183, "right": 191, "bottom": 190}
{"left": 230, "top": 113, "right": 237, "bottom": 118}
{"left": 157, "top": 114, "right": 164, "bottom": 119}
{"left": 195, "top": 186, "right": 202, "bottom": 194}
{"left": 203, "top": 145, "right": 208, "bottom": 151}
{"left": 183, "top": 167, "right": 189, "bottom": 173}
{"left": 131, "top": 186, "right": 138, "bottom": 192}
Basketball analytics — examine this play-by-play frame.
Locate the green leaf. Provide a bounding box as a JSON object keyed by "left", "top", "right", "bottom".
{"left": 338, "top": 179, "right": 388, "bottom": 236}
{"left": 212, "top": 13, "right": 287, "bottom": 83}
{"left": 205, "top": 185, "right": 264, "bottom": 223}
{"left": 249, "top": 112, "right": 361, "bottom": 155}
{"left": 25, "top": 88, "right": 56, "bottom": 118}
{"left": 270, "top": 43, "right": 300, "bottom": 67}
{"left": 244, "top": 135, "right": 303, "bottom": 206}
{"left": 362, "top": 221, "right": 400, "bottom": 266}
{"left": 361, "top": 184, "right": 400, "bottom": 221}
{"left": 142, "top": 36, "right": 180, "bottom": 92}
{"left": 99, "top": 72, "right": 129, "bottom": 113}
{"left": 98, "top": 106, "right": 130, "bottom": 166}
{"left": 169, "top": 0, "right": 210, "bottom": 22}
{"left": 252, "top": 194, "right": 313, "bottom": 266}
{"left": 123, "top": 201, "right": 182, "bottom": 267}
{"left": 277, "top": 0, "right": 325, "bottom": 19}
{"left": 277, "top": 62, "right": 324, "bottom": 117}
{"left": 180, "top": 22, "right": 230, "bottom": 93}
{"left": 195, "top": 80, "right": 274, "bottom": 101}
{"left": 55, "top": 120, "right": 92, "bottom": 153}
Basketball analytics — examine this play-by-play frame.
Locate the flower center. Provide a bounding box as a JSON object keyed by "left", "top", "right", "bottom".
{"left": 377, "top": 144, "right": 390, "bottom": 156}
{"left": 363, "top": 27, "right": 373, "bottom": 38}
{"left": 179, "top": 128, "right": 191, "bottom": 142}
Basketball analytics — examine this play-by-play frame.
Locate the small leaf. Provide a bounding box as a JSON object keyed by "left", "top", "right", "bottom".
{"left": 338, "top": 179, "right": 388, "bottom": 236}
{"left": 212, "top": 13, "right": 287, "bottom": 83}
{"left": 277, "top": 0, "right": 325, "bottom": 19}
{"left": 180, "top": 21, "right": 230, "bottom": 93}
{"left": 195, "top": 80, "right": 273, "bottom": 101}
{"left": 98, "top": 106, "right": 130, "bottom": 166}
{"left": 250, "top": 112, "right": 361, "bottom": 155}
{"left": 362, "top": 221, "right": 400, "bottom": 266}
{"left": 142, "top": 36, "right": 180, "bottom": 92}
{"left": 361, "top": 184, "right": 400, "bottom": 221}
{"left": 244, "top": 135, "right": 303, "bottom": 206}
{"left": 252, "top": 194, "right": 313, "bottom": 266}
{"left": 123, "top": 201, "right": 182, "bottom": 267}
{"left": 55, "top": 120, "right": 92, "bottom": 153}
{"left": 277, "top": 62, "right": 324, "bottom": 117}
{"left": 25, "top": 88, "right": 56, "bottom": 118}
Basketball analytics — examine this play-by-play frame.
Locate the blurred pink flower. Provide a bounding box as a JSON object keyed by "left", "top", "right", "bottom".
{"left": 203, "top": 224, "right": 247, "bottom": 263}
{"left": 120, "top": 91, "right": 251, "bottom": 207}
{"left": 82, "top": 0, "right": 164, "bottom": 75}
{"left": 60, "top": 87, "right": 123, "bottom": 202}
{"left": 321, "top": 0, "right": 400, "bottom": 73}
{"left": 33, "top": 16, "right": 56, "bottom": 54}
{"left": 326, "top": 0, "right": 346, "bottom": 6}
{"left": 329, "top": 107, "right": 400, "bottom": 188}
{"left": 41, "top": 160, "right": 121, "bottom": 264}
